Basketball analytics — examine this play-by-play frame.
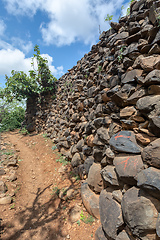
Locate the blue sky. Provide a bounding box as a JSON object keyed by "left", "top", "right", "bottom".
{"left": 0, "top": 0, "right": 130, "bottom": 88}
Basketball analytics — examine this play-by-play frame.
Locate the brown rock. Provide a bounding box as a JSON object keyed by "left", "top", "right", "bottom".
{"left": 87, "top": 163, "right": 103, "bottom": 193}
{"left": 81, "top": 180, "right": 100, "bottom": 219}
{"left": 120, "top": 106, "right": 137, "bottom": 118}
{"left": 86, "top": 135, "right": 95, "bottom": 147}
{"left": 135, "top": 133, "right": 151, "bottom": 146}
{"left": 142, "top": 139, "right": 160, "bottom": 168}
{"left": 139, "top": 55, "right": 160, "bottom": 72}
{"left": 0, "top": 196, "right": 12, "bottom": 205}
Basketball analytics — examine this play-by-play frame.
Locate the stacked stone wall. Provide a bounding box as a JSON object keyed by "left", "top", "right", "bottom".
{"left": 26, "top": 0, "right": 160, "bottom": 239}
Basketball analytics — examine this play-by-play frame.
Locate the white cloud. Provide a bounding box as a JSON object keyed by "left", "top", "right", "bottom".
{"left": 0, "top": 47, "right": 64, "bottom": 78}
{"left": 11, "top": 37, "right": 33, "bottom": 54}
{"left": 3, "top": 0, "right": 126, "bottom": 46}
{"left": 0, "top": 20, "right": 6, "bottom": 36}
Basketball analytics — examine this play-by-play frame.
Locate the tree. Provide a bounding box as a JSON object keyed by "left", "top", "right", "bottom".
{"left": 1, "top": 45, "right": 57, "bottom": 103}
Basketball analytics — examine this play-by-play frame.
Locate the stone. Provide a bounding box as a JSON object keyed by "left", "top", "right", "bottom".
{"left": 109, "top": 131, "right": 141, "bottom": 154}
{"left": 139, "top": 55, "right": 160, "bottom": 72}
{"left": 97, "top": 127, "right": 110, "bottom": 144}
{"left": 112, "top": 190, "right": 123, "bottom": 204}
{"left": 135, "top": 133, "right": 150, "bottom": 146}
{"left": 144, "top": 70, "right": 160, "bottom": 86}
{"left": 148, "top": 85, "right": 160, "bottom": 95}
{"left": 121, "top": 69, "right": 143, "bottom": 84}
{"left": 0, "top": 181, "right": 7, "bottom": 194}
{"left": 101, "top": 166, "right": 120, "bottom": 187}
{"left": 69, "top": 204, "right": 81, "bottom": 223}
{"left": 127, "top": 88, "right": 146, "bottom": 105}
{"left": 83, "top": 156, "right": 94, "bottom": 176}
{"left": 87, "top": 163, "right": 103, "bottom": 193}
{"left": 121, "top": 187, "right": 160, "bottom": 237}
{"left": 149, "top": 116, "right": 160, "bottom": 137}
{"left": 0, "top": 196, "right": 12, "bottom": 205}
{"left": 136, "top": 95, "right": 160, "bottom": 117}
{"left": 156, "top": 214, "right": 160, "bottom": 238}
{"left": 109, "top": 122, "right": 122, "bottom": 137}
{"left": 82, "top": 145, "right": 92, "bottom": 156}
{"left": 99, "top": 190, "right": 124, "bottom": 239}
{"left": 0, "top": 168, "right": 5, "bottom": 176}
{"left": 142, "top": 139, "right": 160, "bottom": 168}
{"left": 81, "top": 180, "right": 100, "bottom": 219}
{"left": 137, "top": 167, "right": 160, "bottom": 199}
{"left": 93, "top": 147, "right": 104, "bottom": 162}
{"left": 152, "top": 30, "right": 160, "bottom": 45}
{"left": 95, "top": 225, "right": 109, "bottom": 240}
{"left": 114, "top": 155, "right": 144, "bottom": 185}
{"left": 120, "top": 106, "right": 137, "bottom": 118}
{"left": 71, "top": 153, "right": 82, "bottom": 168}
{"left": 76, "top": 139, "right": 84, "bottom": 152}
{"left": 116, "top": 230, "right": 131, "bottom": 240}
{"left": 86, "top": 135, "right": 95, "bottom": 147}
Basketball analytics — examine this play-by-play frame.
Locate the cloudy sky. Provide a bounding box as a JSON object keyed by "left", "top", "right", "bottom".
{"left": 0, "top": 0, "right": 130, "bottom": 87}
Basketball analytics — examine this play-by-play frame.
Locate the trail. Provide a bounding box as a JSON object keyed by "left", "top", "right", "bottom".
{"left": 0, "top": 131, "right": 99, "bottom": 240}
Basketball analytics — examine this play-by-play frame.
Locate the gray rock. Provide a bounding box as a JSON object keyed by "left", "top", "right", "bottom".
{"left": 71, "top": 153, "right": 82, "bottom": 168}
{"left": 116, "top": 230, "right": 131, "bottom": 240}
{"left": 101, "top": 166, "right": 120, "bottom": 187}
{"left": 95, "top": 225, "right": 109, "bottom": 240}
{"left": 0, "top": 181, "right": 7, "bottom": 194}
{"left": 109, "top": 131, "right": 141, "bottom": 154}
{"left": 114, "top": 155, "right": 144, "bottom": 185}
{"left": 121, "top": 69, "right": 143, "bottom": 84}
{"left": 99, "top": 190, "right": 124, "bottom": 239}
{"left": 87, "top": 163, "right": 103, "bottom": 193}
{"left": 144, "top": 69, "right": 160, "bottom": 86}
{"left": 137, "top": 167, "right": 160, "bottom": 199}
{"left": 121, "top": 187, "right": 160, "bottom": 237}
{"left": 142, "top": 139, "right": 160, "bottom": 168}
{"left": 84, "top": 156, "right": 94, "bottom": 176}
{"left": 97, "top": 127, "right": 110, "bottom": 144}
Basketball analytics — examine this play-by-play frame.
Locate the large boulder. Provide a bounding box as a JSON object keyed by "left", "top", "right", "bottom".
{"left": 114, "top": 155, "right": 144, "bottom": 185}
{"left": 121, "top": 187, "right": 160, "bottom": 238}
{"left": 109, "top": 131, "right": 141, "bottom": 154}
{"left": 99, "top": 190, "right": 124, "bottom": 239}
{"left": 87, "top": 163, "right": 103, "bottom": 193}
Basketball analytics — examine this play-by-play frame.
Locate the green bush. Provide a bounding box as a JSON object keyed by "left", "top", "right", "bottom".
{"left": 0, "top": 106, "right": 25, "bottom": 132}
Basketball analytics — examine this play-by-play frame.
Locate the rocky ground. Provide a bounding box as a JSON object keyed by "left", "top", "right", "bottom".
{"left": 0, "top": 130, "right": 100, "bottom": 240}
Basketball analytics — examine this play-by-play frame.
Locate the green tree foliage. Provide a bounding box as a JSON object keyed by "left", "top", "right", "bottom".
{"left": 1, "top": 45, "right": 57, "bottom": 102}
{"left": 0, "top": 96, "right": 25, "bottom": 132}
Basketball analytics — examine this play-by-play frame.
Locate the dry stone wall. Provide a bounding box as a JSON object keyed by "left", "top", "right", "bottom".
{"left": 26, "top": 0, "right": 160, "bottom": 239}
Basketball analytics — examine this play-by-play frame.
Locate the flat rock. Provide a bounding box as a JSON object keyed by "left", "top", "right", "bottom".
{"left": 114, "top": 155, "right": 144, "bottom": 185}
{"left": 99, "top": 190, "right": 124, "bottom": 239}
{"left": 120, "top": 106, "right": 137, "bottom": 118}
{"left": 0, "top": 196, "right": 12, "bottom": 205}
{"left": 121, "top": 187, "right": 160, "bottom": 237}
{"left": 109, "top": 131, "right": 141, "bottom": 154}
{"left": 81, "top": 180, "right": 100, "bottom": 219}
{"left": 137, "top": 167, "right": 160, "bottom": 199}
{"left": 121, "top": 69, "right": 143, "bottom": 84}
{"left": 142, "top": 139, "right": 160, "bottom": 168}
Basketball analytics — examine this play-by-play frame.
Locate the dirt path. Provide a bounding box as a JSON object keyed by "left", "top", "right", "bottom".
{"left": 0, "top": 131, "right": 100, "bottom": 240}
